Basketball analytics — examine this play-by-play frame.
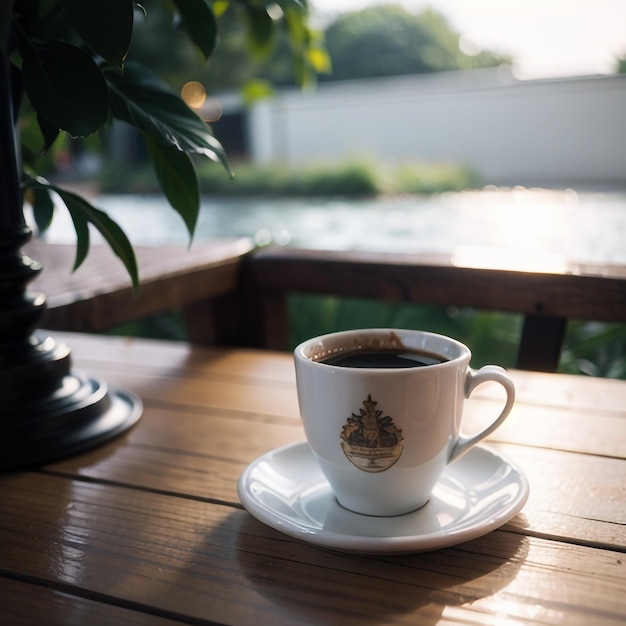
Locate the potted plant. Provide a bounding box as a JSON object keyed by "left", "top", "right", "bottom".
{"left": 0, "top": 0, "right": 322, "bottom": 470}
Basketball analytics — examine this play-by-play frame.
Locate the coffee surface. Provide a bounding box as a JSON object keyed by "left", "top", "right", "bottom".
{"left": 320, "top": 349, "right": 446, "bottom": 368}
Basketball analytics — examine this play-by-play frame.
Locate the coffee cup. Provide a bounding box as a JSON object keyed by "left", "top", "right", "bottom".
{"left": 294, "top": 328, "right": 515, "bottom": 516}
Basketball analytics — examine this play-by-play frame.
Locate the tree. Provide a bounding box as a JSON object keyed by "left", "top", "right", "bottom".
{"left": 321, "top": 5, "right": 509, "bottom": 82}
{"left": 128, "top": 2, "right": 328, "bottom": 93}
{"left": 124, "top": 4, "right": 508, "bottom": 95}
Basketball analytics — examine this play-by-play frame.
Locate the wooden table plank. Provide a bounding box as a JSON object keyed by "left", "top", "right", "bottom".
{"left": 51, "top": 332, "right": 625, "bottom": 459}
{"left": 47, "top": 443, "right": 626, "bottom": 553}
{"left": 52, "top": 331, "right": 297, "bottom": 385}
{"left": 65, "top": 363, "right": 623, "bottom": 460}
{"left": 1, "top": 473, "right": 624, "bottom": 626}
{"left": 52, "top": 331, "right": 626, "bottom": 415}
{"left": 44, "top": 406, "right": 306, "bottom": 509}
{"left": 0, "top": 577, "right": 184, "bottom": 626}
{"left": 501, "top": 445, "right": 626, "bottom": 549}
{"left": 43, "top": 406, "right": 625, "bottom": 551}
{"left": 466, "top": 400, "right": 626, "bottom": 459}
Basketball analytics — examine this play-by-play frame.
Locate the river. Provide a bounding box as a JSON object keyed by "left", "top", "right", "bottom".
{"left": 41, "top": 186, "right": 626, "bottom": 266}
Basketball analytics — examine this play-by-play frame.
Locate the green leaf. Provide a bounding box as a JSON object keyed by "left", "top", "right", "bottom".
{"left": 37, "top": 114, "right": 60, "bottom": 153}
{"left": 55, "top": 187, "right": 139, "bottom": 290}
{"left": 212, "top": 1, "right": 229, "bottom": 18}
{"left": 241, "top": 79, "right": 275, "bottom": 106}
{"left": 23, "top": 180, "right": 139, "bottom": 290}
{"left": 170, "top": 0, "right": 218, "bottom": 60}
{"left": 244, "top": 6, "right": 275, "bottom": 57}
{"left": 18, "top": 106, "right": 46, "bottom": 167}
{"left": 61, "top": 0, "right": 134, "bottom": 71}
{"left": 307, "top": 46, "right": 332, "bottom": 73}
{"left": 31, "top": 186, "right": 55, "bottom": 233}
{"left": 144, "top": 134, "right": 200, "bottom": 239}
{"left": 280, "top": 0, "right": 308, "bottom": 9}
{"left": 283, "top": 5, "right": 310, "bottom": 48}
{"left": 104, "top": 63, "right": 231, "bottom": 174}
{"left": 21, "top": 41, "right": 110, "bottom": 137}
{"left": 66, "top": 201, "right": 92, "bottom": 271}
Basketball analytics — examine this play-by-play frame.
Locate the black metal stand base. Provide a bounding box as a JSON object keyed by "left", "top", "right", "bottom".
{"left": 0, "top": 229, "right": 142, "bottom": 472}
{"left": 0, "top": 332, "right": 142, "bottom": 471}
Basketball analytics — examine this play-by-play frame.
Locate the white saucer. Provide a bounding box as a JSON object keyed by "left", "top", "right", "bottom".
{"left": 238, "top": 441, "right": 529, "bottom": 554}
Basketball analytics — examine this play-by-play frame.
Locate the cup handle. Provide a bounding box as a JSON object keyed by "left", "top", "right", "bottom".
{"left": 448, "top": 365, "right": 515, "bottom": 463}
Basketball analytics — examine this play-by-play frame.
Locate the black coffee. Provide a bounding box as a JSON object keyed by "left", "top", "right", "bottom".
{"left": 320, "top": 349, "right": 446, "bottom": 368}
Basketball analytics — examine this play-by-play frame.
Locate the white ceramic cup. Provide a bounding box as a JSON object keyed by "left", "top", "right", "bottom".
{"left": 294, "top": 328, "right": 515, "bottom": 516}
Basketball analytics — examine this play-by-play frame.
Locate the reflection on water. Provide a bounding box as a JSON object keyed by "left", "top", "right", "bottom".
{"left": 41, "top": 187, "right": 626, "bottom": 265}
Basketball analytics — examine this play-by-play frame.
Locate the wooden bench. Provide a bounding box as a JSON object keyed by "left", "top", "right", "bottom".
{"left": 27, "top": 240, "right": 626, "bottom": 373}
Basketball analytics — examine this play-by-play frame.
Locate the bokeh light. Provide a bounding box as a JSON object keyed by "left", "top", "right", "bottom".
{"left": 181, "top": 81, "right": 207, "bottom": 110}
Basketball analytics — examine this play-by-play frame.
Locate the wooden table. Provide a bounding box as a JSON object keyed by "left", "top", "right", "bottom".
{"left": 1, "top": 332, "right": 625, "bottom": 625}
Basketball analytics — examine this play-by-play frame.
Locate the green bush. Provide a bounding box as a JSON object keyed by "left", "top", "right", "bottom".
{"left": 99, "top": 161, "right": 159, "bottom": 194}
{"left": 391, "top": 161, "right": 479, "bottom": 194}
{"left": 105, "top": 297, "right": 626, "bottom": 380}
{"left": 297, "top": 161, "right": 381, "bottom": 196}
{"left": 195, "top": 159, "right": 382, "bottom": 196}
{"left": 195, "top": 159, "right": 478, "bottom": 196}
{"left": 560, "top": 321, "right": 626, "bottom": 378}
{"left": 100, "top": 157, "right": 478, "bottom": 197}
{"left": 287, "top": 294, "right": 522, "bottom": 369}
{"left": 287, "top": 294, "right": 626, "bottom": 379}
{"left": 106, "top": 310, "right": 188, "bottom": 341}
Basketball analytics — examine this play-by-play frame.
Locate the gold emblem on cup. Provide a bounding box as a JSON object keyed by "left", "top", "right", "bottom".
{"left": 340, "top": 395, "right": 404, "bottom": 472}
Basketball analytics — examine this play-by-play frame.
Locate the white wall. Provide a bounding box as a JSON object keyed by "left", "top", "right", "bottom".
{"left": 247, "top": 70, "right": 626, "bottom": 188}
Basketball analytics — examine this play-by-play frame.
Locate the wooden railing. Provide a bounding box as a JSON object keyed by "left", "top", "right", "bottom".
{"left": 27, "top": 238, "right": 253, "bottom": 344}
{"left": 242, "top": 247, "right": 626, "bottom": 372}
{"left": 28, "top": 239, "right": 626, "bottom": 373}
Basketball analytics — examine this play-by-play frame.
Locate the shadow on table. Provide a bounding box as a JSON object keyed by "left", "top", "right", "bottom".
{"left": 234, "top": 513, "right": 529, "bottom": 625}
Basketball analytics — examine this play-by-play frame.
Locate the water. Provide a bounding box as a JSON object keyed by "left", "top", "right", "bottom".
{"left": 41, "top": 187, "right": 626, "bottom": 266}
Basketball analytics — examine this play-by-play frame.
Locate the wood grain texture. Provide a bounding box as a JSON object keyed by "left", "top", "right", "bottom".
{"left": 1, "top": 333, "right": 624, "bottom": 625}
{"left": 0, "top": 578, "right": 183, "bottom": 626}
{"left": 27, "top": 241, "right": 626, "bottom": 372}
{"left": 52, "top": 333, "right": 625, "bottom": 457}
{"left": 1, "top": 474, "right": 625, "bottom": 626}
{"left": 247, "top": 247, "right": 626, "bottom": 321}
{"left": 52, "top": 332, "right": 626, "bottom": 412}
{"left": 244, "top": 247, "right": 626, "bottom": 371}
{"left": 27, "top": 238, "right": 253, "bottom": 332}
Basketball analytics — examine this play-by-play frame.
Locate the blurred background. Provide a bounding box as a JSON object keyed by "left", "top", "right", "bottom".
{"left": 38, "top": 1, "right": 626, "bottom": 378}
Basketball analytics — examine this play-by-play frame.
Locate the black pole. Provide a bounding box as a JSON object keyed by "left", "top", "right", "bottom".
{"left": 0, "top": 35, "right": 141, "bottom": 471}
